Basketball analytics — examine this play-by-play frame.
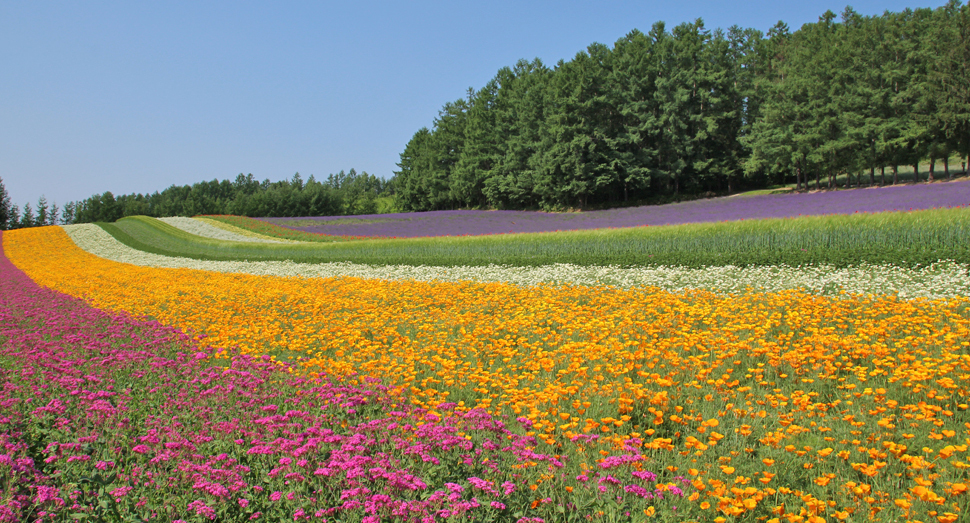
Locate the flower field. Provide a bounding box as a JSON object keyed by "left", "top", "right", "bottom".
{"left": 260, "top": 181, "right": 970, "bottom": 238}
{"left": 0, "top": 234, "right": 586, "bottom": 522}
{"left": 64, "top": 223, "right": 970, "bottom": 299}
{"left": 4, "top": 209, "right": 970, "bottom": 522}
{"left": 97, "top": 208, "right": 970, "bottom": 269}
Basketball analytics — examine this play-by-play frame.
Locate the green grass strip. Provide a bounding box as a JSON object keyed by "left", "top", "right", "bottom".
{"left": 201, "top": 215, "right": 360, "bottom": 242}
{"left": 97, "top": 210, "right": 970, "bottom": 269}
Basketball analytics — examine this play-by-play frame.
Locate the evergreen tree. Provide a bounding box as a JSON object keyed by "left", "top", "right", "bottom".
{"left": 654, "top": 19, "right": 725, "bottom": 194}
{"left": 931, "top": 0, "right": 970, "bottom": 175}
{"left": 21, "top": 202, "right": 35, "bottom": 228}
{"left": 454, "top": 80, "right": 503, "bottom": 208}
{"left": 607, "top": 29, "right": 662, "bottom": 201}
{"left": 395, "top": 127, "right": 436, "bottom": 211}
{"left": 8, "top": 205, "right": 20, "bottom": 230}
{"left": 0, "top": 176, "right": 10, "bottom": 230}
{"left": 36, "top": 196, "right": 49, "bottom": 227}
{"left": 487, "top": 59, "right": 551, "bottom": 208}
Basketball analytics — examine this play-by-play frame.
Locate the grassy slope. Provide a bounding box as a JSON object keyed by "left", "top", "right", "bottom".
{"left": 98, "top": 210, "right": 970, "bottom": 268}
{"left": 201, "top": 215, "right": 358, "bottom": 242}
{"left": 193, "top": 216, "right": 299, "bottom": 242}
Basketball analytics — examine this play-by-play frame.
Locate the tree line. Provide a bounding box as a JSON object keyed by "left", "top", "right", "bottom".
{"left": 393, "top": 2, "right": 970, "bottom": 211}
{"left": 0, "top": 177, "right": 63, "bottom": 231}
{"left": 0, "top": 170, "right": 393, "bottom": 229}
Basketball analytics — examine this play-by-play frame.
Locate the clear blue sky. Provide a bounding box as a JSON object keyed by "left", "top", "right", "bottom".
{"left": 0, "top": 0, "right": 950, "bottom": 209}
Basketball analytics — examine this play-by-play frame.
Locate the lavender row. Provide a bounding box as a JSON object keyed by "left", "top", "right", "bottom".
{"left": 0, "top": 233, "right": 686, "bottom": 522}
{"left": 260, "top": 181, "right": 970, "bottom": 238}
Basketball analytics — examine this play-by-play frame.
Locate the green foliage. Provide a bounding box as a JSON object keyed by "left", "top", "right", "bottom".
{"left": 398, "top": 3, "right": 970, "bottom": 211}
{"left": 67, "top": 170, "right": 395, "bottom": 224}
{"left": 101, "top": 209, "right": 970, "bottom": 269}
{"left": 0, "top": 176, "right": 10, "bottom": 231}
{"left": 201, "top": 215, "right": 351, "bottom": 242}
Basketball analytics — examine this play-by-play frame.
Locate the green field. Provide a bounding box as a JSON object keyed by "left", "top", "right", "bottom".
{"left": 100, "top": 209, "right": 970, "bottom": 269}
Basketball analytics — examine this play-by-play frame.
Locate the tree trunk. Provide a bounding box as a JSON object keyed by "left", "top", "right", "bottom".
{"left": 928, "top": 156, "right": 935, "bottom": 182}
{"left": 796, "top": 164, "right": 802, "bottom": 191}
{"left": 880, "top": 166, "right": 886, "bottom": 186}
{"left": 815, "top": 169, "right": 821, "bottom": 190}
{"left": 869, "top": 166, "right": 875, "bottom": 186}
{"left": 893, "top": 164, "right": 899, "bottom": 185}
{"left": 913, "top": 163, "right": 920, "bottom": 183}
{"left": 944, "top": 151, "right": 950, "bottom": 179}
{"left": 845, "top": 170, "right": 851, "bottom": 188}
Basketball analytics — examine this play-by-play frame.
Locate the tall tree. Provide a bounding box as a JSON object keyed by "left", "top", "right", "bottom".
{"left": 20, "top": 202, "right": 35, "bottom": 228}
{"left": 0, "top": 176, "right": 10, "bottom": 230}
{"left": 486, "top": 59, "right": 551, "bottom": 209}
{"left": 534, "top": 43, "right": 613, "bottom": 208}
{"left": 8, "top": 205, "right": 20, "bottom": 230}
{"left": 931, "top": 0, "right": 970, "bottom": 175}
{"left": 454, "top": 81, "right": 503, "bottom": 208}
{"left": 394, "top": 127, "right": 436, "bottom": 211}
{"left": 653, "top": 19, "right": 727, "bottom": 194}
{"left": 36, "top": 196, "right": 49, "bottom": 227}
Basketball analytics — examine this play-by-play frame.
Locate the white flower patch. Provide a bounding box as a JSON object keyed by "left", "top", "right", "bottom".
{"left": 62, "top": 223, "right": 970, "bottom": 299}
{"left": 158, "top": 217, "right": 287, "bottom": 243}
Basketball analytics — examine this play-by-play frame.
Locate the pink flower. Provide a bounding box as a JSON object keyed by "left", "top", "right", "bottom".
{"left": 270, "top": 491, "right": 282, "bottom": 502}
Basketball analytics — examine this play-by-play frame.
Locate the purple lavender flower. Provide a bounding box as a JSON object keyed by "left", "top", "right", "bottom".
{"left": 261, "top": 182, "right": 970, "bottom": 237}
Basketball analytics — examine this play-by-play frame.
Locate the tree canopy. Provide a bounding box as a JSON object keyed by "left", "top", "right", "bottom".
{"left": 394, "top": 2, "right": 970, "bottom": 211}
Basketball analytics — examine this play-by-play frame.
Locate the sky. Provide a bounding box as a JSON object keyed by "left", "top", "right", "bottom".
{"left": 0, "top": 0, "right": 952, "bottom": 209}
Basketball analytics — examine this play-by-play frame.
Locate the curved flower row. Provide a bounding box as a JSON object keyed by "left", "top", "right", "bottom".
{"left": 158, "top": 217, "right": 288, "bottom": 243}
{"left": 0, "top": 232, "right": 682, "bottom": 522}
{"left": 6, "top": 226, "right": 970, "bottom": 521}
{"left": 64, "top": 223, "right": 970, "bottom": 299}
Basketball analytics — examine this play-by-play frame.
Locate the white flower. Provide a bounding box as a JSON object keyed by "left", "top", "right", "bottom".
{"left": 158, "top": 217, "right": 287, "bottom": 243}
{"left": 62, "top": 224, "right": 970, "bottom": 299}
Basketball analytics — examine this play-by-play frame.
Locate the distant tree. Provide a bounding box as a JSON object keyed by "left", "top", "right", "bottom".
{"left": 8, "top": 205, "right": 20, "bottom": 230}
{"left": 36, "top": 196, "right": 49, "bottom": 227}
{"left": 931, "top": 0, "right": 970, "bottom": 176}
{"left": 100, "top": 192, "right": 122, "bottom": 222}
{"left": 0, "top": 176, "right": 10, "bottom": 230}
{"left": 49, "top": 202, "right": 60, "bottom": 226}
{"left": 485, "top": 59, "right": 551, "bottom": 209}
{"left": 21, "top": 202, "right": 35, "bottom": 228}
{"left": 61, "top": 201, "right": 76, "bottom": 224}
{"left": 395, "top": 127, "right": 437, "bottom": 211}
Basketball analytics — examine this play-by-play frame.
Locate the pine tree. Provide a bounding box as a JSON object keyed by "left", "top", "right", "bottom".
{"left": 454, "top": 81, "right": 503, "bottom": 208}
{"left": 394, "top": 128, "right": 435, "bottom": 211}
{"left": 488, "top": 59, "right": 550, "bottom": 209}
{"left": 8, "top": 205, "right": 20, "bottom": 230}
{"left": 21, "top": 202, "right": 35, "bottom": 228}
{"left": 36, "top": 196, "right": 49, "bottom": 226}
{"left": 0, "top": 176, "right": 10, "bottom": 230}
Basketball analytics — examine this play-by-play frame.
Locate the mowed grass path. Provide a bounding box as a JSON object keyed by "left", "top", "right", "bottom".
{"left": 7, "top": 226, "right": 970, "bottom": 521}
